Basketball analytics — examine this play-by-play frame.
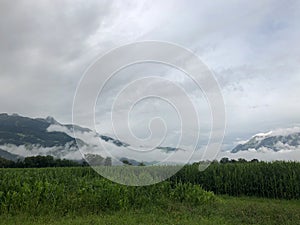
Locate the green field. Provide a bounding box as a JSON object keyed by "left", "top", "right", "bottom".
{"left": 1, "top": 196, "right": 300, "bottom": 225}
{"left": 1, "top": 163, "right": 300, "bottom": 225}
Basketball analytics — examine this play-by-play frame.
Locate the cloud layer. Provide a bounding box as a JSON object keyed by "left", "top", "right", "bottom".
{"left": 1, "top": 0, "right": 300, "bottom": 159}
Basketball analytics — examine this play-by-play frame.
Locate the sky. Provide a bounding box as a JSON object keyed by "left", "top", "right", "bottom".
{"left": 1, "top": 0, "right": 300, "bottom": 153}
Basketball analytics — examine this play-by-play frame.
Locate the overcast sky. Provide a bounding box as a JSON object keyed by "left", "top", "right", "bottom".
{"left": 1, "top": 0, "right": 300, "bottom": 151}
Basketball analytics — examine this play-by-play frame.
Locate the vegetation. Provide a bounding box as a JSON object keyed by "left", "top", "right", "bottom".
{"left": 0, "top": 167, "right": 300, "bottom": 225}
{"left": 2, "top": 157, "right": 300, "bottom": 199}
{"left": 1, "top": 193, "right": 300, "bottom": 224}
{"left": 1, "top": 160, "right": 300, "bottom": 224}
{"left": 0, "top": 167, "right": 217, "bottom": 216}
{"left": 0, "top": 156, "right": 85, "bottom": 168}
{"left": 172, "top": 160, "right": 300, "bottom": 199}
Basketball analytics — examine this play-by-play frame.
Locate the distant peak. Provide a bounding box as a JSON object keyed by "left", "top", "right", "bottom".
{"left": 45, "top": 116, "right": 60, "bottom": 125}
{"left": 232, "top": 127, "right": 300, "bottom": 153}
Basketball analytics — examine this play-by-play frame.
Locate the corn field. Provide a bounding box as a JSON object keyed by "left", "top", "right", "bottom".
{"left": 1, "top": 161, "right": 299, "bottom": 215}
{"left": 172, "top": 161, "right": 300, "bottom": 199}
{"left": 0, "top": 167, "right": 216, "bottom": 215}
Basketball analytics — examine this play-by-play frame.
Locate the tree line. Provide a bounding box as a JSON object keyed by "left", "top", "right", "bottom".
{"left": 0, "top": 155, "right": 86, "bottom": 168}
{"left": 0, "top": 156, "right": 259, "bottom": 168}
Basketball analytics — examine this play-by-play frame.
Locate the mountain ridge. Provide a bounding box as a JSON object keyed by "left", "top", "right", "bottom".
{"left": 231, "top": 129, "right": 300, "bottom": 153}
{"left": 0, "top": 113, "right": 181, "bottom": 163}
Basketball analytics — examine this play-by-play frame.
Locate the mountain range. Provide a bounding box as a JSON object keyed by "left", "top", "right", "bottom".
{"left": 0, "top": 113, "right": 180, "bottom": 163}
{"left": 1, "top": 113, "right": 300, "bottom": 163}
{"left": 231, "top": 129, "right": 300, "bottom": 153}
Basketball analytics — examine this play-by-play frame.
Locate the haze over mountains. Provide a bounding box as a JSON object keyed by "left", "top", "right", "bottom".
{"left": 0, "top": 113, "right": 180, "bottom": 163}
{"left": 232, "top": 128, "right": 300, "bottom": 153}
{"left": 217, "top": 128, "right": 300, "bottom": 162}
{"left": 1, "top": 113, "right": 300, "bottom": 164}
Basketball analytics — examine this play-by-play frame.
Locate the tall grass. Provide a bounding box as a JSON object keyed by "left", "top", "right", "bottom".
{"left": 0, "top": 167, "right": 217, "bottom": 215}
{"left": 1, "top": 161, "right": 299, "bottom": 216}
{"left": 172, "top": 161, "right": 300, "bottom": 199}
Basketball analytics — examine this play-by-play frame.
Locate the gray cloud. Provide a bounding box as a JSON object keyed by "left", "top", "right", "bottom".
{"left": 0, "top": 0, "right": 300, "bottom": 159}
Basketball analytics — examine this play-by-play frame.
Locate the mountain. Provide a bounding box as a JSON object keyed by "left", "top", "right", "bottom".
{"left": 231, "top": 129, "right": 300, "bottom": 153}
{"left": 99, "top": 135, "right": 129, "bottom": 147}
{"left": 0, "top": 113, "right": 77, "bottom": 148}
{"left": 0, "top": 113, "right": 181, "bottom": 163}
{"left": 119, "top": 157, "right": 157, "bottom": 166}
{"left": 0, "top": 113, "right": 132, "bottom": 159}
{"left": 156, "top": 146, "right": 184, "bottom": 153}
{"left": 0, "top": 148, "right": 21, "bottom": 161}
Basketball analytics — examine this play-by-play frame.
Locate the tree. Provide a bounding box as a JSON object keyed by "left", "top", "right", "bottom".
{"left": 122, "top": 160, "right": 132, "bottom": 165}
{"left": 0, "top": 157, "right": 14, "bottom": 168}
{"left": 238, "top": 158, "right": 247, "bottom": 163}
{"left": 220, "top": 157, "right": 230, "bottom": 164}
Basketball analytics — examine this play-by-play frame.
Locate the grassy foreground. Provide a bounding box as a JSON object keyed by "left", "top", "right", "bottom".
{"left": 1, "top": 167, "right": 300, "bottom": 224}
{"left": 1, "top": 196, "right": 300, "bottom": 225}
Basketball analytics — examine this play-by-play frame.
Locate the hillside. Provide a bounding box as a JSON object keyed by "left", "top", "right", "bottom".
{"left": 232, "top": 129, "right": 300, "bottom": 153}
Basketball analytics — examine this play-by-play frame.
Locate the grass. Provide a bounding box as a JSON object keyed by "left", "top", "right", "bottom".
{"left": 1, "top": 196, "right": 300, "bottom": 225}
{"left": 0, "top": 167, "right": 218, "bottom": 215}
{"left": 1, "top": 167, "right": 300, "bottom": 224}
{"left": 218, "top": 196, "right": 300, "bottom": 225}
